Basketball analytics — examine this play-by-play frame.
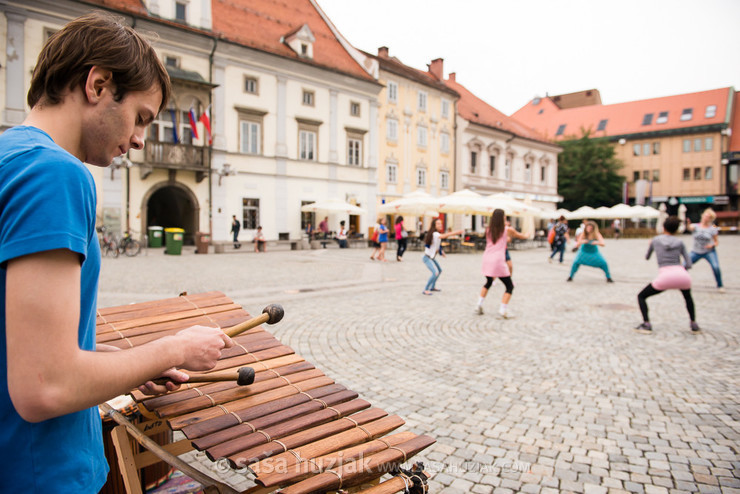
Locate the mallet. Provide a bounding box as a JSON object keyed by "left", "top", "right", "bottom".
{"left": 153, "top": 366, "right": 256, "bottom": 386}
{"left": 151, "top": 304, "right": 284, "bottom": 387}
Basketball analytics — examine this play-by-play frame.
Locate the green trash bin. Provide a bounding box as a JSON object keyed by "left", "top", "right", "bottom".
{"left": 164, "top": 228, "right": 185, "bottom": 255}
{"left": 147, "top": 226, "right": 164, "bottom": 248}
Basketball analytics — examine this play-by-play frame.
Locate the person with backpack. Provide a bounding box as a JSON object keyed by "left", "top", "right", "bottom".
{"left": 548, "top": 216, "right": 570, "bottom": 264}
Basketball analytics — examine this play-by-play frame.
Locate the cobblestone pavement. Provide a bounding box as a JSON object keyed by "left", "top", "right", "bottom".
{"left": 98, "top": 236, "right": 740, "bottom": 493}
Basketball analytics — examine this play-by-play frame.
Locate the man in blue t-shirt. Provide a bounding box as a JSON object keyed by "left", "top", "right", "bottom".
{"left": 0, "top": 13, "right": 234, "bottom": 492}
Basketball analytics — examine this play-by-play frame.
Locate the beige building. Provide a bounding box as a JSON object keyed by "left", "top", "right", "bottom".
{"left": 365, "top": 48, "right": 459, "bottom": 231}
{"left": 513, "top": 88, "right": 736, "bottom": 219}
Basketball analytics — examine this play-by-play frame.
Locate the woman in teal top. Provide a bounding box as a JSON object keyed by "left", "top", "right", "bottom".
{"left": 567, "top": 221, "right": 613, "bottom": 282}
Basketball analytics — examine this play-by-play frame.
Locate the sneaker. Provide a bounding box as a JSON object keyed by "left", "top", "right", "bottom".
{"left": 566, "top": 277, "right": 573, "bottom": 282}
{"left": 498, "top": 309, "right": 513, "bottom": 319}
{"left": 718, "top": 287, "right": 726, "bottom": 294}
{"left": 690, "top": 321, "right": 701, "bottom": 333}
{"left": 475, "top": 306, "right": 484, "bottom": 315}
{"left": 430, "top": 288, "right": 442, "bottom": 292}
{"left": 606, "top": 278, "right": 614, "bottom": 283}
{"left": 634, "top": 322, "right": 652, "bottom": 334}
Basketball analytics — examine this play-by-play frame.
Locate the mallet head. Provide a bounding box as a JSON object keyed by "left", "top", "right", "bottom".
{"left": 237, "top": 367, "right": 256, "bottom": 386}
{"left": 262, "top": 304, "right": 284, "bottom": 325}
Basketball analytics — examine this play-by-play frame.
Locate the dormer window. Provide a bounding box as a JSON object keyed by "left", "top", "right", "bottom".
{"left": 283, "top": 24, "right": 316, "bottom": 59}
{"left": 175, "top": 1, "right": 187, "bottom": 22}
{"left": 680, "top": 108, "right": 693, "bottom": 121}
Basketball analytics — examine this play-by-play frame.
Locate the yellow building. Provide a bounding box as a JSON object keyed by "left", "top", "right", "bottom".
{"left": 367, "top": 48, "right": 459, "bottom": 231}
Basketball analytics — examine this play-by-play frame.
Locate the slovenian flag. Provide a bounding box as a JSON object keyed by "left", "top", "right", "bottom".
{"left": 188, "top": 107, "right": 199, "bottom": 140}
{"left": 199, "top": 106, "right": 212, "bottom": 145}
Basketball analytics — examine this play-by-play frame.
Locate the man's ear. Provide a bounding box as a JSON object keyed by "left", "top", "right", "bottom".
{"left": 84, "top": 66, "right": 114, "bottom": 104}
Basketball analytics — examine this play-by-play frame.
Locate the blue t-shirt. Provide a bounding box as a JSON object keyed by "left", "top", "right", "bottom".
{"left": 378, "top": 224, "right": 389, "bottom": 243}
{"left": 0, "top": 126, "right": 108, "bottom": 492}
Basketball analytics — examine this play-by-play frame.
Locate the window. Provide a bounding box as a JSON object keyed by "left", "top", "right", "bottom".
{"left": 175, "top": 1, "right": 187, "bottom": 22}
{"left": 347, "top": 137, "right": 362, "bottom": 166}
{"left": 350, "top": 102, "right": 361, "bottom": 117}
{"left": 642, "top": 170, "right": 650, "bottom": 180}
{"left": 694, "top": 138, "right": 702, "bottom": 152}
{"left": 245, "top": 77, "right": 258, "bottom": 94}
{"left": 680, "top": 108, "right": 693, "bottom": 121}
{"left": 179, "top": 110, "right": 193, "bottom": 145}
{"left": 705, "top": 105, "right": 717, "bottom": 118}
{"left": 652, "top": 170, "right": 660, "bottom": 182}
{"left": 683, "top": 139, "right": 691, "bottom": 153}
{"left": 489, "top": 155, "right": 496, "bottom": 176}
{"left": 504, "top": 157, "right": 511, "bottom": 180}
{"left": 440, "top": 171, "right": 449, "bottom": 189}
{"left": 242, "top": 198, "right": 260, "bottom": 230}
{"left": 299, "top": 130, "right": 316, "bottom": 160}
{"left": 642, "top": 113, "right": 654, "bottom": 125}
{"left": 705, "top": 166, "right": 713, "bottom": 180}
{"left": 525, "top": 162, "right": 532, "bottom": 183}
{"left": 240, "top": 120, "right": 261, "bottom": 154}
{"left": 416, "top": 168, "right": 426, "bottom": 187}
{"left": 417, "top": 91, "right": 427, "bottom": 111}
{"left": 149, "top": 111, "right": 175, "bottom": 143}
{"left": 164, "top": 55, "right": 179, "bottom": 68}
{"left": 694, "top": 167, "right": 701, "bottom": 180}
{"left": 441, "top": 99, "right": 450, "bottom": 119}
{"left": 386, "top": 119, "right": 398, "bottom": 141}
{"left": 300, "top": 43, "right": 308, "bottom": 56}
{"left": 540, "top": 165, "right": 546, "bottom": 183}
{"left": 643, "top": 143, "right": 650, "bottom": 156}
{"left": 417, "top": 126, "right": 427, "bottom": 147}
{"left": 633, "top": 144, "right": 641, "bottom": 156}
{"left": 387, "top": 81, "right": 398, "bottom": 103}
{"left": 302, "top": 90, "right": 314, "bottom": 106}
{"left": 705, "top": 137, "right": 713, "bottom": 151}
{"left": 656, "top": 111, "right": 668, "bottom": 124}
{"left": 653, "top": 142, "right": 660, "bottom": 155}
{"left": 555, "top": 124, "right": 566, "bottom": 136}
{"left": 633, "top": 171, "right": 640, "bottom": 182}
{"left": 683, "top": 168, "right": 691, "bottom": 181}
{"left": 470, "top": 151, "right": 477, "bottom": 174}
{"left": 440, "top": 132, "right": 450, "bottom": 153}
{"left": 596, "top": 119, "right": 607, "bottom": 131}
{"left": 386, "top": 163, "right": 397, "bottom": 184}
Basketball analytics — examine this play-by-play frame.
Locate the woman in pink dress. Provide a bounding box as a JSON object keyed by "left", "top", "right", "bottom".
{"left": 475, "top": 209, "right": 527, "bottom": 318}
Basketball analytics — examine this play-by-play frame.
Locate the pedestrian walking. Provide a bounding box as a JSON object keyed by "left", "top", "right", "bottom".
{"left": 548, "top": 215, "right": 570, "bottom": 263}
{"left": 395, "top": 216, "right": 408, "bottom": 261}
{"left": 567, "top": 221, "right": 613, "bottom": 282}
{"left": 475, "top": 209, "right": 526, "bottom": 318}
{"left": 686, "top": 208, "right": 724, "bottom": 293}
{"left": 319, "top": 216, "right": 329, "bottom": 239}
{"left": 369, "top": 219, "right": 381, "bottom": 260}
{"left": 337, "top": 220, "right": 348, "bottom": 248}
{"left": 377, "top": 217, "right": 390, "bottom": 261}
{"left": 422, "top": 218, "right": 463, "bottom": 295}
{"left": 0, "top": 13, "right": 233, "bottom": 492}
{"left": 635, "top": 216, "right": 700, "bottom": 334}
{"left": 612, "top": 218, "right": 621, "bottom": 239}
{"left": 231, "top": 215, "right": 241, "bottom": 249}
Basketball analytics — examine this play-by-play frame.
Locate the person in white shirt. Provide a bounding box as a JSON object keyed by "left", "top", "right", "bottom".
{"left": 421, "top": 218, "right": 463, "bottom": 295}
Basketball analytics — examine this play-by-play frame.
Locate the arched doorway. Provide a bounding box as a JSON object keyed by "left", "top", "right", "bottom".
{"left": 143, "top": 183, "right": 199, "bottom": 245}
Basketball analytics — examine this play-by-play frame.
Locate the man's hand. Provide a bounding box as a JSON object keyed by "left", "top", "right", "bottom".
{"left": 138, "top": 367, "right": 189, "bottom": 395}
{"left": 172, "top": 325, "right": 234, "bottom": 371}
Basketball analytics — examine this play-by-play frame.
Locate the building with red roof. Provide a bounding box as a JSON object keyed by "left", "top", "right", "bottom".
{"left": 441, "top": 68, "right": 562, "bottom": 230}
{"left": 513, "top": 88, "right": 737, "bottom": 219}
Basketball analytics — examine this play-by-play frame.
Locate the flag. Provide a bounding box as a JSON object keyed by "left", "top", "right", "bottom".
{"left": 169, "top": 109, "right": 179, "bottom": 144}
{"left": 188, "top": 107, "right": 199, "bottom": 140}
{"left": 199, "top": 106, "right": 212, "bottom": 145}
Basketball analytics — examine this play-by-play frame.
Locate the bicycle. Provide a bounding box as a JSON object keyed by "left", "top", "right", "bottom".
{"left": 97, "top": 226, "right": 119, "bottom": 258}
{"left": 117, "top": 230, "right": 142, "bottom": 257}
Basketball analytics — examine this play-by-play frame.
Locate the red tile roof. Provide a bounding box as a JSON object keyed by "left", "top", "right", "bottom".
{"left": 212, "top": 0, "right": 374, "bottom": 82}
{"left": 512, "top": 87, "right": 734, "bottom": 141}
{"left": 81, "top": 0, "right": 375, "bottom": 82}
{"left": 729, "top": 95, "right": 740, "bottom": 152}
{"left": 445, "top": 78, "right": 553, "bottom": 146}
{"left": 365, "top": 51, "right": 458, "bottom": 98}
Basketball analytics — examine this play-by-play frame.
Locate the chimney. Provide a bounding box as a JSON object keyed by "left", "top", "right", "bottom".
{"left": 377, "top": 46, "right": 389, "bottom": 58}
{"left": 448, "top": 72, "right": 456, "bottom": 82}
{"left": 428, "top": 58, "right": 444, "bottom": 80}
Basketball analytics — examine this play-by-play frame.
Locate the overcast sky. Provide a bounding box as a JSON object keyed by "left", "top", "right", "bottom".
{"left": 317, "top": 0, "right": 740, "bottom": 116}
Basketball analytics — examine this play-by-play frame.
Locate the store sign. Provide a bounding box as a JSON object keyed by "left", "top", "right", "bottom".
{"left": 679, "top": 196, "right": 712, "bottom": 204}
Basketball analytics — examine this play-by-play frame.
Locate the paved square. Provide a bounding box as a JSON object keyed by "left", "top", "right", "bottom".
{"left": 99, "top": 236, "right": 739, "bottom": 493}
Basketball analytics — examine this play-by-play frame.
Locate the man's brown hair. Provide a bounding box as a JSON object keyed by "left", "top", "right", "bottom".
{"left": 27, "top": 11, "right": 171, "bottom": 113}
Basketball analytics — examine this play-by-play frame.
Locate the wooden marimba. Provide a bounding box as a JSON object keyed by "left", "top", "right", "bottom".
{"left": 97, "top": 291, "right": 434, "bottom": 493}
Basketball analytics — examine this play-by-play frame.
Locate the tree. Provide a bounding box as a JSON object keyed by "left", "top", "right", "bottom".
{"left": 557, "top": 129, "right": 624, "bottom": 211}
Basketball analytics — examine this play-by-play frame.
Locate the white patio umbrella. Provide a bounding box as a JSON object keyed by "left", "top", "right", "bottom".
{"left": 568, "top": 205, "right": 597, "bottom": 220}
{"left": 592, "top": 206, "right": 615, "bottom": 219}
{"left": 485, "top": 193, "right": 545, "bottom": 217}
{"left": 553, "top": 208, "right": 571, "bottom": 219}
{"left": 300, "top": 198, "right": 366, "bottom": 214}
{"left": 631, "top": 205, "right": 660, "bottom": 219}
{"left": 437, "top": 189, "right": 493, "bottom": 215}
{"left": 377, "top": 190, "right": 439, "bottom": 216}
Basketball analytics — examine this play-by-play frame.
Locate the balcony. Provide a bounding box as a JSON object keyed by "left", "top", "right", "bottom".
{"left": 143, "top": 141, "right": 211, "bottom": 181}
